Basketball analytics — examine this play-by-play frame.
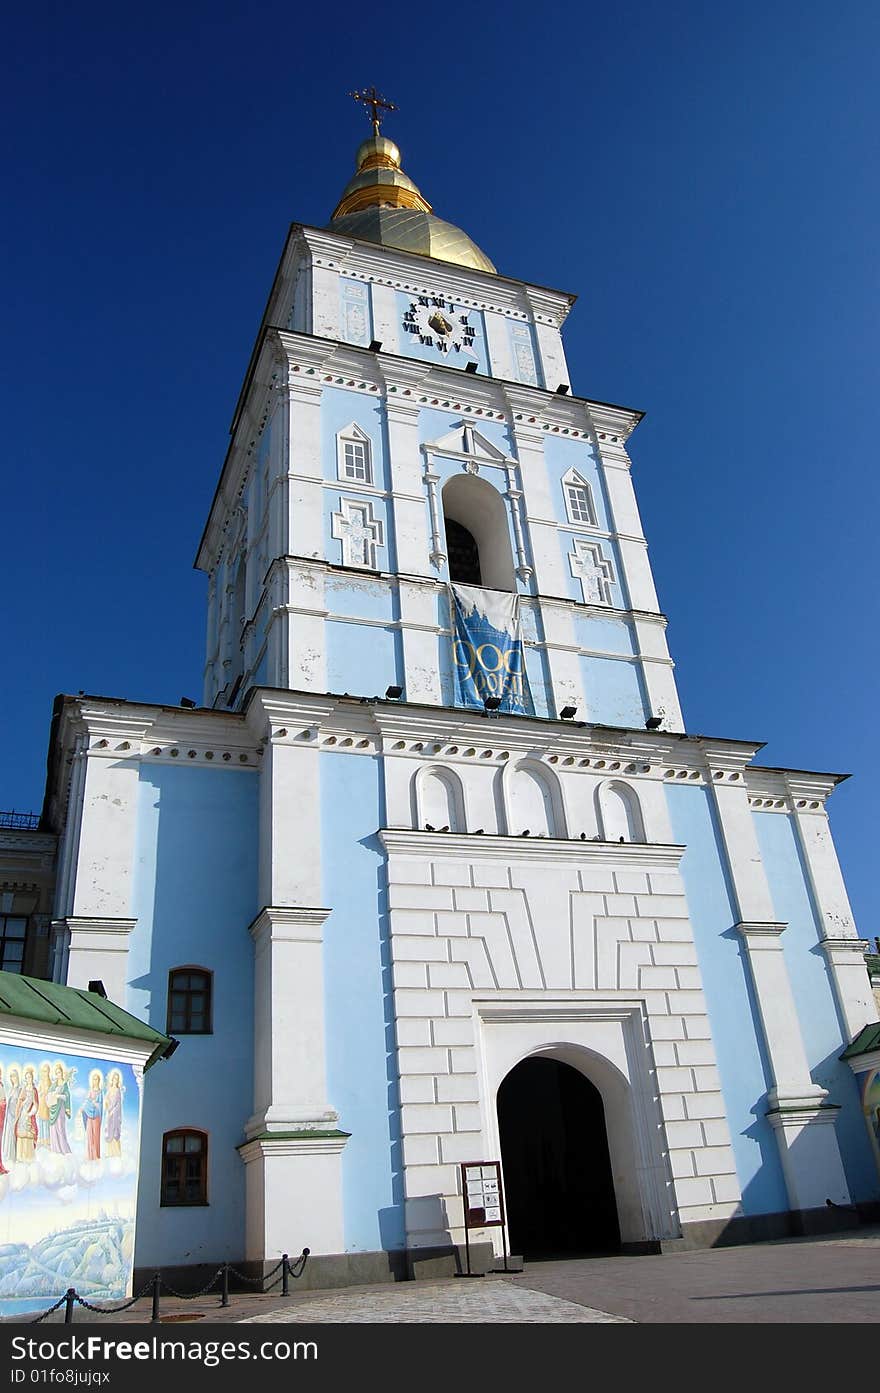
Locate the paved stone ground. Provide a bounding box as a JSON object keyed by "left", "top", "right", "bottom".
{"left": 241, "top": 1278, "right": 628, "bottom": 1324}
{"left": 503, "top": 1227, "right": 880, "bottom": 1324}
{"left": 15, "top": 1224, "right": 880, "bottom": 1325}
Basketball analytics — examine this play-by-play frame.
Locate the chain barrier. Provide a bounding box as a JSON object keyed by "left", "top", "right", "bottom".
{"left": 73, "top": 1279, "right": 155, "bottom": 1315}
{"left": 17, "top": 1246, "right": 310, "bottom": 1324}
{"left": 29, "top": 1294, "right": 70, "bottom": 1324}
{"left": 157, "top": 1267, "right": 225, "bottom": 1300}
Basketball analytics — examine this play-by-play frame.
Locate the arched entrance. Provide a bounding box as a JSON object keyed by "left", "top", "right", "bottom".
{"left": 497, "top": 1055, "right": 621, "bottom": 1258}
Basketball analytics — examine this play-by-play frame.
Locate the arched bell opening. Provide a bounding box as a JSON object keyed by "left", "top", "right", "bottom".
{"left": 496, "top": 1054, "right": 621, "bottom": 1258}
{"left": 442, "top": 474, "right": 515, "bottom": 592}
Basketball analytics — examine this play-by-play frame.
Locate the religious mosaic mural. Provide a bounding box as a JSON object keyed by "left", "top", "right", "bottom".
{"left": 0, "top": 1044, "right": 141, "bottom": 1309}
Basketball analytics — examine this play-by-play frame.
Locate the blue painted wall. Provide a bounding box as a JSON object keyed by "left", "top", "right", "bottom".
{"left": 325, "top": 619, "right": 401, "bottom": 699}
{"left": 322, "top": 490, "right": 391, "bottom": 573}
{"left": 394, "top": 293, "right": 489, "bottom": 374}
{"left": 581, "top": 655, "right": 647, "bottom": 727}
{"left": 325, "top": 574, "right": 395, "bottom": 624}
{"left": 320, "top": 386, "right": 389, "bottom": 492}
{"left": 543, "top": 436, "right": 610, "bottom": 530}
{"left": 666, "top": 784, "right": 789, "bottom": 1216}
{"left": 130, "top": 764, "right": 259, "bottom": 1265}
{"left": 754, "top": 812, "right": 878, "bottom": 1201}
{"left": 321, "top": 751, "right": 404, "bottom": 1253}
{"left": 574, "top": 614, "right": 636, "bottom": 656}
{"left": 560, "top": 532, "right": 627, "bottom": 608}
{"left": 418, "top": 408, "right": 513, "bottom": 456}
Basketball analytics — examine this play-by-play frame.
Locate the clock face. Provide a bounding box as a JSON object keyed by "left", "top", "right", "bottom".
{"left": 401, "top": 294, "right": 479, "bottom": 360}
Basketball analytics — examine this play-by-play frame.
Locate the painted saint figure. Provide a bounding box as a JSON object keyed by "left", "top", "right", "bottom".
{"left": 36, "top": 1063, "right": 51, "bottom": 1149}
{"left": 103, "top": 1070, "right": 123, "bottom": 1157}
{"left": 15, "top": 1066, "right": 38, "bottom": 1162}
{"left": 80, "top": 1070, "right": 104, "bottom": 1162}
{"left": 2, "top": 1068, "right": 20, "bottom": 1168}
{"left": 0, "top": 1067, "right": 8, "bottom": 1176}
{"left": 47, "top": 1062, "right": 72, "bottom": 1155}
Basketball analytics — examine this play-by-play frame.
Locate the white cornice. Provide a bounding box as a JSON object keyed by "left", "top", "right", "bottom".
{"left": 61, "top": 917, "right": 137, "bottom": 937}
{"left": 0, "top": 1017, "right": 155, "bottom": 1069}
{"left": 379, "top": 828, "right": 685, "bottom": 867}
{"left": 293, "top": 223, "right": 576, "bottom": 321}
{"left": 248, "top": 906, "right": 332, "bottom": 943}
{"left": 239, "top": 1134, "right": 349, "bottom": 1161}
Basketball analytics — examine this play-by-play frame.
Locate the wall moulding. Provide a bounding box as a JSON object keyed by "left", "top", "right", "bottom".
{"left": 379, "top": 827, "right": 685, "bottom": 867}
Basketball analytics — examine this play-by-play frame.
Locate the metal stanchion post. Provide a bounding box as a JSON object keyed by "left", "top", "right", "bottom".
{"left": 64, "top": 1289, "right": 76, "bottom": 1325}
{"left": 282, "top": 1254, "right": 289, "bottom": 1297}
{"left": 151, "top": 1272, "right": 161, "bottom": 1323}
{"left": 220, "top": 1262, "right": 230, "bottom": 1308}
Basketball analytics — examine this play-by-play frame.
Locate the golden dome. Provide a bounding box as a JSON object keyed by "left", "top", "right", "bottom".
{"left": 328, "top": 135, "right": 496, "bottom": 274}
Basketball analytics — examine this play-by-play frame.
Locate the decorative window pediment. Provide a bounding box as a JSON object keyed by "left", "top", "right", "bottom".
{"left": 426, "top": 422, "right": 510, "bottom": 469}
{"left": 336, "top": 423, "right": 373, "bottom": 484}
{"left": 562, "top": 468, "right": 597, "bottom": 527}
{"left": 331, "top": 497, "right": 385, "bottom": 570}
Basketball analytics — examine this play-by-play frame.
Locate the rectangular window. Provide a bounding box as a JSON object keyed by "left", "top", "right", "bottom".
{"left": 0, "top": 916, "right": 27, "bottom": 972}
{"left": 566, "top": 484, "right": 594, "bottom": 525}
{"left": 343, "top": 440, "right": 369, "bottom": 482}
{"left": 161, "top": 1130, "right": 208, "bottom": 1206}
{"left": 167, "top": 968, "right": 213, "bottom": 1034}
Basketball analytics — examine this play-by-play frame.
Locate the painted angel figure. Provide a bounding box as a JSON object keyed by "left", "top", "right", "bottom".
{"left": 103, "top": 1069, "right": 123, "bottom": 1157}
{"left": 47, "top": 1062, "right": 73, "bottom": 1155}
{"left": 80, "top": 1070, "right": 103, "bottom": 1161}
{"left": 2, "top": 1068, "right": 20, "bottom": 1168}
{"left": 0, "top": 1067, "right": 8, "bottom": 1176}
{"left": 36, "top": 1063, "right": 51, "bottom": 1149}
{"left": 14, "top": 1066, "right": 39, "bottom": 1162}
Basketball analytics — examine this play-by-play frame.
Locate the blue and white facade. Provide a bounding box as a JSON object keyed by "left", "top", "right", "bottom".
{"left": 42, "top": 135, "right": 879, "bottom": 1278}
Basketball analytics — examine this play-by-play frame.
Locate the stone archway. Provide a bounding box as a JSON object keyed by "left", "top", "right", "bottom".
{"left": 497, "top": 1055, "right": 621, "bottom": 1257}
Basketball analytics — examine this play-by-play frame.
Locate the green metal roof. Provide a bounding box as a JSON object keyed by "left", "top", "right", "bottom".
{"left": 0, "top": 972, "right": 173, "bottom": 1070}
{"left": 840, "top": 1022, "right": 880, "bottom": 1061}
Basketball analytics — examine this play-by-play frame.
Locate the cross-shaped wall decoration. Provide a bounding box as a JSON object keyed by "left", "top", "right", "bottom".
{"left": 569, "top": 540, "right": 615, "bottom": 605}
{"left": 331, "top": 499, "right": 385, "bottom": 569}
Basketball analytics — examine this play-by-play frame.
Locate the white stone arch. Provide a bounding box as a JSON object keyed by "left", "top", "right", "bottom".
{"left": 596, "top": 779, "right": 645, "bottom": 844}
{"left": 413, "top": 764, "right": 467, "bottom": 833}
{"left": 489, "top": 1039, "right": 659, "bottom": 1247}
{"left": 441, "top": 473, "right": 516, "bottom": 592}
{"left": 501, "top": 758, "right": 567, "bottom": 838}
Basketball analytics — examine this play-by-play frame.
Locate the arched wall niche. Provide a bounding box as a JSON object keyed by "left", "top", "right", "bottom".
{"left": 596, "top": 779, "right": 645, "bottom": 843}
{"left": 501, "top": 758, "right": 567, "bottom": 838}
{"left": 442, "top": 474, "right": 516, "bottom": 592}
{"left": 413, "top": 765, "right": 467, "bottom": 833}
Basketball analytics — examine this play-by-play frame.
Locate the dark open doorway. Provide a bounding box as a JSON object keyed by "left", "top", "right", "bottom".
{"left": 497, "top": 1055, "right": 621, "bottom": 1258}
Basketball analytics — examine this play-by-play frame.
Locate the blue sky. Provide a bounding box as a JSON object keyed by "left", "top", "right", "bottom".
{"left": 3, "top": 2, "right": 878, "bottom": 933}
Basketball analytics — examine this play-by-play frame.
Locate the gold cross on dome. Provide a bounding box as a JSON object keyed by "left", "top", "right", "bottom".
{"left": 350, "top": 86, "right": 397, "bottom": 136}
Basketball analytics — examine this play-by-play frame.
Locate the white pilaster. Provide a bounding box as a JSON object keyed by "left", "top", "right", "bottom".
{"left": 240, "top": 1133, "right": 347, "bottom": 1261}
{"left": 398, "top": 580, "right": 442, "bottom": 704}
{"left": 385, "top": 393, "right": 432, "bottom": 578}
{"left": 285, "top": 376, "right": 325, "bottom": 563}
{"left": 246, "top": 906, "right": 337, "bottom": 1137}
{"left": 709, "top": 762, "right": 852, "bottom": 1211}
{"left": 537, "top": 602, "right": 586, "bottom": 718}
{"left": 483, "top": 312, "right": 515, "bottom": 381}
{"left": 788, "top": 793, "right": 879, "bottom": 1039}
{"left": 58, "top": 917, "right": 137, "bottom": 1004}
{"left": 632, "top": 616, "right": 684, "bottom": 731}
{"left": 371, "top": 284, "right": 399, "bottom": 355}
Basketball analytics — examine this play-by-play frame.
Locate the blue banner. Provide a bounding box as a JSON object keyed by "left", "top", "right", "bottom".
{"left": 451, "top": 584, "right": 534, "bottom": 715}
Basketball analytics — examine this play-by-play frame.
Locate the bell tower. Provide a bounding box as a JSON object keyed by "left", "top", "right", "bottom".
{"left": 196, "top": 99, "right": 684, "bottom": 733}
